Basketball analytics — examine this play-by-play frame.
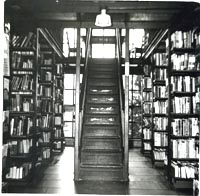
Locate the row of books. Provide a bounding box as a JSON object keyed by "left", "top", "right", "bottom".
{"left": 55, "top": 116, "right": 62, "bottom": 125}
{"left": 54, "top": 128, "right": 63, "bottom": 138}
{"left": 154, "top": 101, "right": 167, "bottom": 114}
{"left": 143, "top": 118, "right": 151, "bottom": 127}
{"left": 36, "top": 115, "right": 53, "bottom": 128}
{"left": 154, "top": 68, "right": 167, "bottom": 81}
{"left": 53, "top": 141, "right": 62, "bottom": 149}
{"left": 153, "top": 149, "right": 167, "bottom": 160}
{"left": 171, "top": 76, "right": 196, "bottom": 92}
{"left": 42, "top": 148, "right": 51, "bottom": 159}
{"left": 12, "top": 51, "right": 34, "bottom": 69}
{"left": 12, "top": 32, "right": 35, "bottom": 48}
{"left": 172, "top": 97, "right": 195, "bottom": 114}
{"left": 144, "top": 142, "right": 151, "bottom": 150}
{"left": 8, "top": 139, "right": 33, "bottom": 155}
{"left": 154, "top": 86, "right": 166, "bottom": 98}
{"left": 172, "top": 118, "right": 199, "bottom": 137}
{"left": 154, "top": 132, "right": 168, "bottom": 147}
{"left": 171, "top": 53, "right": 195, "bottom": 70}
{"left": 153, "top": 53, "right": 167, "bottom": 66}
{"left": 37, "top": 99, "right": 52, "bottom": 113}
{"left": 171, "top": 30, "right": 195, "bottom": 48}
{"left": 55, "top": 89, "right": 63, "bottom": 100}
{"left": 194, "top": 31, "right": 200, "bottom": 46}
{"left": 10, "top": 117, "right": 33, "bottom": 136}
{"left": 143, "top": 103, "right": 152, "bottom": 114}
{"left": 154, "top": 117, "right": 167, "bottom": 130}
{"left": 56, "top": 64, "right": 63, "bottom": 75}
{"left": 55, "top": 103, "right": 63, "bottom": 114}
{"left": 143, "top": 128, "right": 151, "bottom": 140}
{"left": 143, "top": 78, "right": 152, "bottom": 89}
{"left": 11, "top": 96, "right": 33, "bottom": 112}
{"left": 55, "top": 78, "right": 63, "bottom": 88}
{"left": 40, "top": 71, "right": 52, "bottom": 81}
{"left": 143, "top": 92, "right": 152, "bottom": 101}
{"left": 38, "top": 85, "right": 52, "bottom": 97}
{"left": 11, "top": 75, "right": 33, "bottom": 91}
{"left": 41, "top": 132, "right": 51, "bottom": 143}
{"left": 172, "top": 139, "right": 199, "bottom": 159}
{"left": 171, "top": 161, "right": 196, "bottom": 179}
{"left": 6, "top": 163, "right": 32, "bottom": 179}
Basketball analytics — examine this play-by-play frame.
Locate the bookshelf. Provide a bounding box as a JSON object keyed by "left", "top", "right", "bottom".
{"left": 166, "top": 30, "right": 200, "bottom": 189}
{"left": 141, "top": 64, "right": 152, "bottom": 154}
{"left": 53, "top": 63, "right": 64, "bottom": 153}
{"left": 151, "top": 51, "right": 168, "bottom": 165}
{"left": 36, "top": 43, "right": 54, "bottom": 164}
{"left": 193, "top": 28, "right": 200, "bottom": 196}
{"left": 5, "top": 31, "right": 38, "bottom": 184}
{"left": 128, "top": 75, "right": 142, "bottom": 148}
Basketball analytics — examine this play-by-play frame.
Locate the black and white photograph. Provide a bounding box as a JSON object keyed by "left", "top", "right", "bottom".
{"left": 1, "top": 0, "right": 200, "bottom": 195}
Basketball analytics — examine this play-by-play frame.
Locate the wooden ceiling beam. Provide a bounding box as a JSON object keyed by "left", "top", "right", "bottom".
{"left": 36, "top": 20, "right": 170, "bottom": 29}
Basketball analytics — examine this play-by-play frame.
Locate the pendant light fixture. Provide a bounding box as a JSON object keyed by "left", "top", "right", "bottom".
{"left": 95, "top": 9, "right": 112, "bottom": 27}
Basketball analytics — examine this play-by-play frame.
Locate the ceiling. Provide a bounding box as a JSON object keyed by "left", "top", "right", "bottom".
{"left": 5, "top": 0, "right": 200, "bottom": 29}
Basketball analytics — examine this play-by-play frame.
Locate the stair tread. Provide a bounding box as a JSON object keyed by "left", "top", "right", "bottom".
{"left": 82, "top": 136, "right": 120, "bottom": 140}
{"left": 81, "top": 148, "right": 122, "bottom": 153}
{"left": 80, "top": 164, "right": 123, "bottom": 169}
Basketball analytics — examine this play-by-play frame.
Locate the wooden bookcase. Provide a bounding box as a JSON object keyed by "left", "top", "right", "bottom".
{"left": 53, "top": 63, "right": 64, "bottom": 153}
{"left": 5, "top": 31, "right": 38, "bottom": 184}
{"left": 141, "top": 64, "right": 152, "bottom": 154}
{"left": 36, "top": 29, "right": 55, "bottom": 164}
{"left": 166, "top": 30, "right": 200, "bottom": 189}
{"left": 151, "top": 50, "right": 168, "bottom": 166}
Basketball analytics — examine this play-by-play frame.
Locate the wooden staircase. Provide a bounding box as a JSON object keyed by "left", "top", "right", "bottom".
{"left": 79, "top": 59, "right": 124, "bottom": 181}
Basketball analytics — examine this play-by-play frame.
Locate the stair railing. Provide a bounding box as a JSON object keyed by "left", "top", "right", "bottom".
{"left": 116, "top": 29, "right": 126, "bottom": 155}
{"left": 79, "top": 28, "right": 92, "bottom": 151}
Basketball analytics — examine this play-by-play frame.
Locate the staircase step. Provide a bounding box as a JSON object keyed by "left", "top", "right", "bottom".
{"left": 81, "top": 150, "right": 123, "bottom": 165}
{"left": 85, "top": 114, "right": 120, "bottom": 125}
{"left": 87, "top": 86, "right": 118, "bottom": 95}
{"left": 86, "top": 104, "right": 119, "bottom": 114}
{"left": 82, "top": 138, "right": 121, "bottom": 151}
{"left": 79, "top": 165, "right": 124, "bottom": 181}
{"left": 83, "top": 125, "right": 120, "bottom": 138}
{"left": 86, "top": 95, "right": 118, "bottom": 104}
{"left": 88, "top": 78, "right": 117, "bottom": 87}
{"left": 88, "top": 71, "right": 116, "bottom": 79}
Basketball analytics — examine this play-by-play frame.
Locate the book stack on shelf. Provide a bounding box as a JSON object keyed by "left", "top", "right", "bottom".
{"left": 167, "top": 30, "right": 200, "bottom": 189}
{"left": 193, "top": 28, "right": 200, "bottom": 196}
{"left": 151, "top": 51, "right": 168, "bottom": 165}
{"left": 37, "top": 50, "right": 54, "bottom": 164}
{"left": 5, "top": 31, "right": 38, "bottom": 185}
{"left": 53, "top": 63, "right": 64, "bottom": 153}
{"left": 141, "top": 64, "right": 152, "bottom": 154}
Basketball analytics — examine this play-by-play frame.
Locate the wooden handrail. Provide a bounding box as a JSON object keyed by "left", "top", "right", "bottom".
{"left": 80, "top": 28, "right": 92, "bottom": 111}
{"left": 38, "top": 28, "right": 64, "bottom": 58}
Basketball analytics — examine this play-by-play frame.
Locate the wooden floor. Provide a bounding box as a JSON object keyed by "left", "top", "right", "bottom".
{"left": 7, "top": 147, "right": 192, "bottom": 195}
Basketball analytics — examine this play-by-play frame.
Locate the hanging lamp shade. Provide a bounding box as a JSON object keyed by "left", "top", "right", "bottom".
{"left": 95, "top": 9, "right": 112, "bottom": 27}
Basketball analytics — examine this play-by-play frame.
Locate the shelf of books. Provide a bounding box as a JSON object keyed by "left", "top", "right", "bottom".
{"left": 53, "top": 63, "right": 64, "bottom": 153}
{"left": 36, "top": 30, "right": 55, "bottom": 165}
{"left": 5, "top": 31, "right": 38, "bottom": 184}
{"left": 151, "top": 51, "right": 168, "bottom": 166}
{"left": 141, "top": 64, "right": 152, "bottom": 154}
{"left": 166, "top": 30, "right": 200, "bottom": 189}
{"left": 193, "top": 28, "right": 200, "bottom": 196}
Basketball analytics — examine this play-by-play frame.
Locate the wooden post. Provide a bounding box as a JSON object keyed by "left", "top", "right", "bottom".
{"left": 124, "top": 28, "right": 129, "bottom": 181}
{"left": 0, "top": 1, "right": 5, "bottom": 172}
{"left": 74, "top": 27, "right": 81, "bottom": 181}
